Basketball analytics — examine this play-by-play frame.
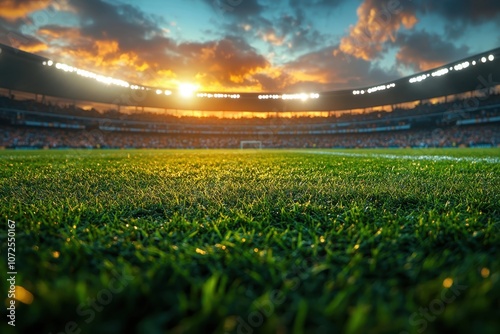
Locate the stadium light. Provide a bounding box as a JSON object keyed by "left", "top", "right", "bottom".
{"left": 488, "top": 54, "right": 494, "bottom": 61}
{"left": 481, "top": 57, "right": 487, "bottom": 63}
{"left": 364, "top": 83, "right": 396, "bottom": 94}
{"left": 49, "top": 60, "right": 131, "bottom": 88}
{"left": 410, "top": 74, "right": 429, "bottom": 83}
{"left": 197, "top": 92, "right": 240, "bottom": 99}
{"left": 431, "top": 68, "right": 449, "bottom": 77}
{"left": 258, "top": 93, "right": 318, "bottom": 100}
{"left": 280, "top": 93, "right": 319, "bottom": 100}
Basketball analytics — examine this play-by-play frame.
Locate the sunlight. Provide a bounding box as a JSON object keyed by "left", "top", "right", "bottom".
{"left": 178, "top": 83, "right": 198, "bottom": 98}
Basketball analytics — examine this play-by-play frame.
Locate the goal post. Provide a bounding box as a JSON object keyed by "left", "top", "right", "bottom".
{"left": 240, "top": 140, "right": 263, "bottom": 149}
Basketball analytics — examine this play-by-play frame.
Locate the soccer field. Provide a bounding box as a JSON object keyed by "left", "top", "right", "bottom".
{"left": 1, "top": 148, "right": 499, "bottom": 334}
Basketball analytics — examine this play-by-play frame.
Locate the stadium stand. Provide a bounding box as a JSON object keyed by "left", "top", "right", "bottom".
{"left": 1, "top": 92, "right": 499, "bottom": 149}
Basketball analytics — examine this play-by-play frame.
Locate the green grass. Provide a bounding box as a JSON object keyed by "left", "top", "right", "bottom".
{"left": 1, "top": 148, "right": 499, "bottom": 334}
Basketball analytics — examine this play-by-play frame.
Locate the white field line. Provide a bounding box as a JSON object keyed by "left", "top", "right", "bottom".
{"left": 295, "top": 151, "right": 500, "bottom": 164}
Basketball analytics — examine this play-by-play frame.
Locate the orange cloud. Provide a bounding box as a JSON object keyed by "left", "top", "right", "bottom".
{"left": 37, "top": 25, "right": 152, "bottom": 81}
{"left": 1, "top": 30, "right": 48, "bottom": 54}
{"left": 260, "top": 31, "right": 285, "bottom": 46}
{"left": 18, "top": 42, "right": 48, "bottom": 53}
{"left": 38, "top": 26, "right": 81, "bottom": 42}
{"left": 34, "top": 19, "right": 337, "bottom": 93}
{"left": 403, "top": 58, "right": 443, "bottom": 71}
{"left": 286, "top": 70, "right": 329, "bottom": 85}
{"left": 0, "top": 0, "right": 51, "bottom": 21}
{"left": 338, "top": 0, "right": 418, "bottom": 60}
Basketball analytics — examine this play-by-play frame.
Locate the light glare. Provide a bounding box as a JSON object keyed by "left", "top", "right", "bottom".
{"left": 179, "top": 83, "right": 198, "bottom": 97}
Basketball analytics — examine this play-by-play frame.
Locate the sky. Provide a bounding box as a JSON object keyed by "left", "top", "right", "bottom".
{"left": 0, "top": 0, "right": 499, "bottom": 93}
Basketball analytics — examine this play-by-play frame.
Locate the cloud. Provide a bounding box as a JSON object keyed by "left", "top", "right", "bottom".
{"left": 283, "top": 46, "right": 399, "bottom": 91}
{"left": 251, "top": 72, "right": 291, "bottom": 91}
{"left": 288, "top": 0, "right": 347, "bottom": 13}
{"left": 338, "top": 0, "right": 500, "bottom": 61}
{"left": 0, "top": 0, "right": 51, "bottom": 22}
{"left": 204, "top": 0, "right": 338, "bottom": 56}
{"left": 0, "top": 29, "right": 47, "bottom": 53}
{"left": 203, "top": 0, "right": 264, "bottom": 19}
{"left": 176, "top": 36, "right": 270, "bottom": 89}
{"left": 273, "top": 11, "right": 325, "bottom": 52}
{"left": 418, "top": 0, "right": 500, "bottom": 40}
{"left": 66, "top": 0, "right": 170, "bottom": 54}
{"left": 395, "top": 31, "right": 470, "bottom": 71}
{"left": 259, "top": 29, "right": 285, "bottom": 46}
{"left": 419, "top": 0, "right": 500, "bottom": 24}
{"left": 338, "top": 0, "right": 418, "bottom": 60}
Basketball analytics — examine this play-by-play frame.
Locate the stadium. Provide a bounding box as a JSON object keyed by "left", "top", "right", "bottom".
{"left": 1, "top": 44, "right": 500, "bottom": 149}
{"left": 1, "top": 1, "right": 500, "bottom": 334}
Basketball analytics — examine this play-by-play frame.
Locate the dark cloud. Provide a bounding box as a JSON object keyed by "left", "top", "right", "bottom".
{"left": 66, "top": 0, "right": 170, "bottom": 53}
{"left": 275, "top": 11, "right": 325, "bottom": 51}
{"left": 418, "top": 0, "right": 500, "bottom": 24}
{"left": 251, "top": 72, "right": 291, "bottom": 91}
{"left": 443, "top": 23, "right": 467, "bottom": 40}
{"left": 395, "top": 31, "right": 470, "bottom": 71}
{"left": 289, "top": 0, "right": 348, "bottom": 12}
{"left": 283, "top": 46, "right": 399, "bottom": 91}
{"left": 202, "top": 0, "right": 338, "bottom": 55}
{"left": 416, "top": 0, "right": 500, "bottom": 40}
{"left": 203, "top": 0, "right": 264, "bottom": 19}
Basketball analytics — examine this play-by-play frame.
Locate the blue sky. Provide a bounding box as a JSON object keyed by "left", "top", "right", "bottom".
{"left": 0, "top": 0, "right": 499, "bottom": 92}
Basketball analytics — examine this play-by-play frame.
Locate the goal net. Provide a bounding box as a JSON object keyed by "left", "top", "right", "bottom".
{"left": 240, "top": 140, "right": 263, "bottom": 149}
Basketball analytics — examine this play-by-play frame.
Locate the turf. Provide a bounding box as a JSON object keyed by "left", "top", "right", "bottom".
{"left": 1, "top": 148, "right": 499, "bottom": 334}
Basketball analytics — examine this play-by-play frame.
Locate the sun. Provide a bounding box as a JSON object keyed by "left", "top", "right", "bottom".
{"left": 178, "top": 83, "right": 198, "bottom": 98}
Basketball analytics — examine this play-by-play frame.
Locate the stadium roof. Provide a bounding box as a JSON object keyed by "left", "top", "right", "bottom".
{"left": 0, "top": 43, "right": 499, "bottom": 112}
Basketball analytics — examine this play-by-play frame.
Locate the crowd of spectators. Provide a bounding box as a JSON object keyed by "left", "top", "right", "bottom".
{"left": 1, "top": 124, "right": 498, "bottom": 149}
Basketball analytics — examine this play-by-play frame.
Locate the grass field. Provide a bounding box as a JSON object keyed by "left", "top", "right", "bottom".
{"left": 1, "top": 148, "right": 499, "bottom": 334}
